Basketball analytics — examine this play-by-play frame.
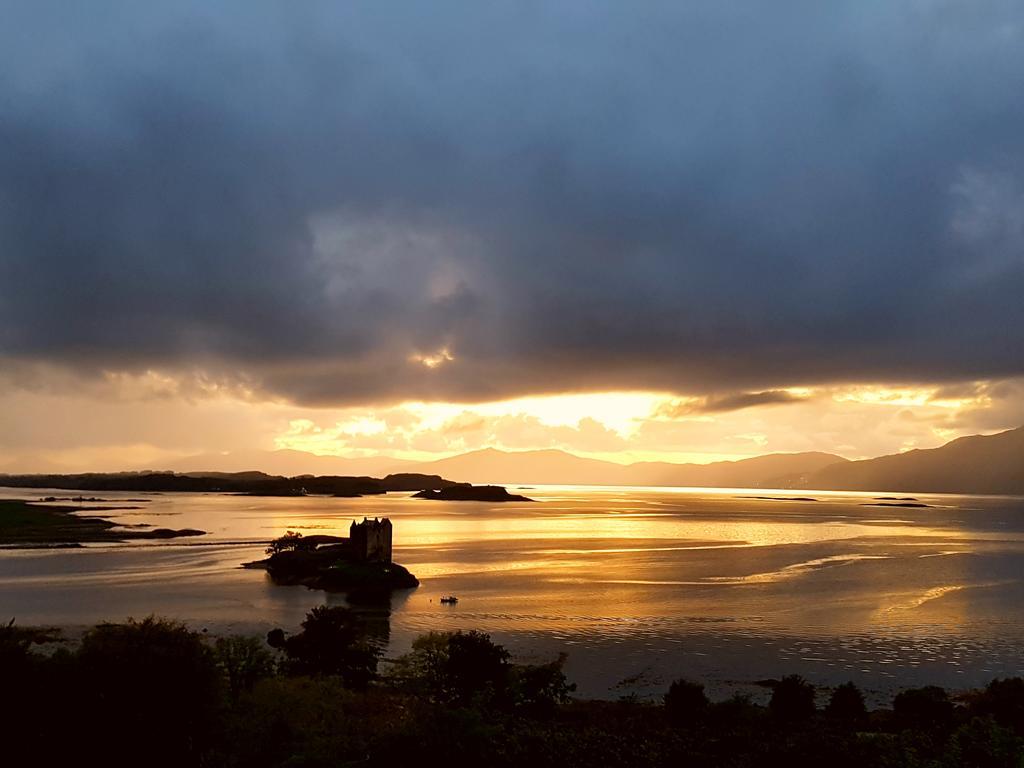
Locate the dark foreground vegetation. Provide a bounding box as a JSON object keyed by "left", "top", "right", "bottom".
{"left": 4, "top": 612, "right": 1024, "bottom": 768}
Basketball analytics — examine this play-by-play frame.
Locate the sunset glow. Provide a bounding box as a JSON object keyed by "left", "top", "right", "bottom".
{"left": 0, "top": 371, "right": 1018, "bottom": 473}
{"left": 3, "top": 6, "right": 1024, "bottom": 761}
{"left": 0, "top": 3, "right": 1020, "bottom": 480}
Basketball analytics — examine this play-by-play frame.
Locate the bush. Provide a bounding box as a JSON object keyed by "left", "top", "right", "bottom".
{"left": 267, "top": 626, "right": 287, "bottom": 648}
{"left": 973, "top": 678, "right": 1024, "bottom": 734}
{"left": 13, "top": 613, "right": 1024, "bottom": 767}
{"left": 0, "top": 619, "right": 59, "bottom": 669}
{"left": 893, "top": 686, "right": 954, "bottom": 731}
{"left": 1, "top": 620, "right": 57, "bottom": 760}
{"left": 372, "top": 704, "right": 504, "bottom": 768}
{"left": 511, "top": 653, "right": 576, "bottom": 715}
{"left": 945, "top": 717, "right": 1023, "bottom": 768}
{"left": 827, "top": 681, "right": 867, "bottom": 723}
{"left": 770, "top": 675, "right": 816, "bottom": 721}
{"left": 279, "top": 605, "right": 381, "bottom": 688}
{"left": 1, "top": 618, "right": 32, "bottom": 670}
{"left": 215, "top": 635, "right": 276, "bottom": 697}
{"left": 710, "top": 693, "right": 762, "bottom": 728}
{"left": 446, "top": 630, "right": 512, "bottom": 704}
{"left": 399, "top": 630, "right": 514, "bottom": 707}
{"left": 664, "top": 678, "right": 709, "bottom": 723}
{"left": 221, "top": 676, "right": 394, "bottom": 767}
{"left": 73, "top": 616, "right": 222, "bottom": 766}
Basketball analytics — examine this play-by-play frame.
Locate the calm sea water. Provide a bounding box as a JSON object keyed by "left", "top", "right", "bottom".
{"left": 2, "top": 484, "right": 1023, "bottom": 703}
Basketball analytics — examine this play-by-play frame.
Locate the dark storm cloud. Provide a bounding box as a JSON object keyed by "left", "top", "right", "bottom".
{"left": 655, "top": 390, "right": 810, "bottom": 419}
{"left": 696, "top": 391, "right": 810, "bottom": 414}
{"left": 2, "top": 1, "right": 1024, "bottom": 405}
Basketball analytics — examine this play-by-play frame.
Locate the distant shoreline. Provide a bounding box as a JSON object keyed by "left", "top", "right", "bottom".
{"left": 0, "top": 499, "right": 205, "bottom": 547}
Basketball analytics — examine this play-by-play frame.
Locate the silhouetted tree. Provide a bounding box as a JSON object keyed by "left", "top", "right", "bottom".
{"left": 401, "top": 630, "right": 512, "bottom": 706}
{"left": 215, "top": 635, "right": 276, "bottom": 697}
{"left": 266, "top": 530, "right": 311, "bottom": 555}
{"left": 280, "top": 605, "right": 381, "bottom": 688}
{"left": 826, "top": 681, "right": 867, "bottom": 724}
{"left": 893, "top": 685, "right": 954, "bottom": 730}
{"left": 974, "top": 678, "right": 1024, "bottom": 734}
{"left": 1, "top": 619, "right": 52, "bottom": 761}
{"left": 511, "top": 653, "right": 576, "bottom": 715}
{"left": 267, "top": 627, "right": 287, "bottom": 649}
{"left": 15, "top": 613, "right": 1024, "bottom": 767}
{"left": 445, "top": 630, "right": 512, "bottom": 705}
{"left": 946, "top": 716, "right": 1024, "bottom": 768}
{"left": 664, "top": 678, "right": 709, "bottom": 723}
{"left": 709, "top": 693, "right": 762, "bottom": 728}
{"left": 72, "top": 617, "right": 222, "bottom": 766}
{"left": 770, "top": 675, "right": 816, "bottom": 721}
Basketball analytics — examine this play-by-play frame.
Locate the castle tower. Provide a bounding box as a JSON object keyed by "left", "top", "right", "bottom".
{"left": 349, "top": 517, "right": 393, "bottom": 563}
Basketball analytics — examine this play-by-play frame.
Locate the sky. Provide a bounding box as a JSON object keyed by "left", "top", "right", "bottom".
{"left": 1, "top": 1, "right": 1023, "bottom": 472}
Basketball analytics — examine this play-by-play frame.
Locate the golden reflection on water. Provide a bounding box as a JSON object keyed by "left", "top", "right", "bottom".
{"left": 362, "top": 513, "right": 969, "bottom": 549}
{"left": 4, "top": 484, "right": 1024, "bottom": 699}
{"left": 5, "top": 484, "right": 1024, "bottom": 648}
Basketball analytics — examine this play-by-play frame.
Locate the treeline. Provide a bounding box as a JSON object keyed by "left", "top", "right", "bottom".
{"left": 0, "top": 470, "right": 460, "bottom": 496}
{"left": 3, "top": 612, "right": 1023, "bottom": 767}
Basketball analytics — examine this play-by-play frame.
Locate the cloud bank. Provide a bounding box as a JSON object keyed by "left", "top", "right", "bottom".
{"left": 2, "top": 1, "right": 1023, "bottom": 406}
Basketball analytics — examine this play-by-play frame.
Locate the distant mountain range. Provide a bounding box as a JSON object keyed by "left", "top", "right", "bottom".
{"left": 410, "top": 448, "right": 847, "bottom": 488}
{"left": 147, "top": 426, "right": 1024, "bottom": 495}
{"left": 152, "top": 446, "right": 843, "bottom": 489}
{"left": 801, "top": 425, "right": 1024, "bottom": 495}
{"left": 157, "top": 449, "right": 416, "bottom": 478}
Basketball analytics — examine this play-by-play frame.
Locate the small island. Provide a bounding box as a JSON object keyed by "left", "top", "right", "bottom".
{"left": 738, "top": 495, "right": 819, "bottom": 502}
{"left": 412, "top": 484, "right": 534, "bottom": 502}
{"left": 0, "top": 499, "right": 205, "bottom": 547}
{"left": 862, "top": 501, "right": 932, "bottom": 508}
{"left": 244, "top": 518, "right": 419, "bottom": 597}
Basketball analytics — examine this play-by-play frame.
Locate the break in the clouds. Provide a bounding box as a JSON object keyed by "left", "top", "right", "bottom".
{"left": 2, "top": 377, "right": 1023, "bottom": 472}
{"left": 2, "top": 1, "right": 1024, "bottom": 406}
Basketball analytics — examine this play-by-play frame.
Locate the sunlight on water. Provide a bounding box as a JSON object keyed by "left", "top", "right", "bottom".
{"left": 2, "top": 484, "right": 1023, "bottom": 701}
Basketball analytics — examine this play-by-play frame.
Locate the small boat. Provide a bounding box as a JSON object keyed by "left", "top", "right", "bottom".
{"left": 439, "top": 595, "right": 459, "bottom": 605}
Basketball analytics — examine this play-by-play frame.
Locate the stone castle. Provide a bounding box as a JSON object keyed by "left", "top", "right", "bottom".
{"left": 349, "top": 517, "right": 393, "bottom": 563}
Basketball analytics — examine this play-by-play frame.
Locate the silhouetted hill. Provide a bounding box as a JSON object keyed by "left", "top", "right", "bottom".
{"left": 380, "top": 474, "right": 467, "bottom": 492}
{"left": 803, "top": 426, "right": 1024, "bottom": 494}
{"left": 623, "top": 452, "right": 847, "bottom": 488}
{"left": 411, "top": 448, "right": 847, "bottom": 487}
{"left": 0, "top": 471, "right": 460, "bottom": 496}
{"left": 10, "top": 429, "right": 1016, "bottom": 494}
{"left": 415, "top": 448, "right": 615, "bottom": 485}
{"left": 153, "top": 449, "right": 415, "bottom": 477}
